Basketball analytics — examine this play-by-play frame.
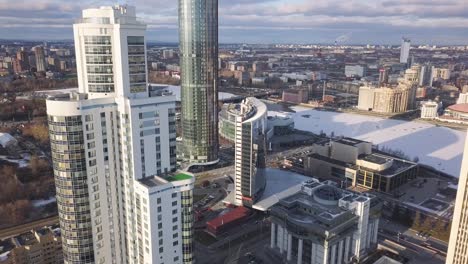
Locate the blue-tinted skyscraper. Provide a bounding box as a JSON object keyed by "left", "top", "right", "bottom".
{"left": 179, "top": 0, "right": 219, "bottom": 164}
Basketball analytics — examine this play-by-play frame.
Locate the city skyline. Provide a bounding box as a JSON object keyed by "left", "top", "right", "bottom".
{"left": 0, "top": 1, "right": 467, "bottom": 264}
{"left": 0, "top": 0, "right": 467, "bottom": 45}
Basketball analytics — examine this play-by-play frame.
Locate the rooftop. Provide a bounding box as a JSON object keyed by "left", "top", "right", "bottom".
{"left": 206, "top": 207, "right": 252, "bottom": 230}
{"left": 360, "top": 154, "right": 390, "bottom": 165}
{"left": 373, "top": 256, "right": 403, "bottom": 264}
{"left": 335, "top": 137, "right": 368, "bottom": 146}
{"left": 14, "top": 231, "right": 37, "bottom": 247}
{"left": 309, "top": 152, "right": 416, "bottom": 177}
{"left": 362, "top": 155, "right": 417, "bottom": 177}
{"left": 139, "top": 172, "right": 193, "bottom": 188}
{"left": 167, "top": 173, "right": 192, "bottom": 182}
{"left": 271, "top": 180, "right": 379, "bottom": 235}
{"left": 447, "top": 103, "right": 468, "bottom": 114}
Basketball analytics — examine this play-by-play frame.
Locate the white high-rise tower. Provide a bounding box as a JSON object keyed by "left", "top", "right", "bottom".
{"left": 47, "top": 6, "right": 194, "bottom": 264}
{"left": 400, "top": 38, "right": 411, "bottom": 64}
{"left": 446, "top": 132, "right": 468, "bottom": 264}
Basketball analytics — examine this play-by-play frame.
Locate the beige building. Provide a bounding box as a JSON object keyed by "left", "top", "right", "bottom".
{"left": 403, "top": 65, "right": 421, "bottom": 83}
{"left": 357, "top": 82, "right": 416, "bottom": 113}
{"left": 446, "top": 132, "right": 468, "bottom": 264}
{"left": 432, "top": 67, "right": 451, "bottom": 80}
{"left": 0, "top": 226, "right": 63, "bottom": 264}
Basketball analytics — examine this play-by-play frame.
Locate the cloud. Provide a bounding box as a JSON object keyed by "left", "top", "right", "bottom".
{"left": 0, "top": 0, "right": 466, "bottom": 44}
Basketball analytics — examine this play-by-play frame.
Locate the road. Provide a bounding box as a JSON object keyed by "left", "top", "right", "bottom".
{"left": 379, "top": 219, "right": 446, "bottom": 263}
{"left": 0, "top": 215, "right": 59, "bottom": 239}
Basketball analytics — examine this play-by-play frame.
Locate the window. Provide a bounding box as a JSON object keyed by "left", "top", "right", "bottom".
{"left": 172, "top": 225, "right": 178, "bottom": 231}
{"left": 172, "top": 201, "right": 177, "bottom": 206}
{"left": 173, "top": 241, "right": 178, "bottom": 246}
{"left": 158, "top": 231, "right": 163, "bottom": 237}
{"left": 157, "top": 206, "right": 162, "bottom": 213}
{"left": 159, "top": 247, "right": 163, "bottom": 253}
{"left": 172, "top": 209, "right": 177, "bottom": 215}
{"left": 157, "top": 198, "right": 161, "bottom": 204}
{"left": 172, "top": 217, "right": 178, "bottom": 223}
{"left": 128, "top": 36, "right": 145, "bottom": 45}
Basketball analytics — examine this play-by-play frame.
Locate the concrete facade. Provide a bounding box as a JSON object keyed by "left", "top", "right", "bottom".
{"left": 46, "top": 6, "right": 192, "bottom": 264}
{"left": 230, "top": 98, "right": 268, "bottom": 207}
{"left": 270, "top": 180, "right": 381, "bottom": 264}
{"left": 446, "top": 132, "right": 468, "bottom": 264}
{"left": 305, "top": 138, "right": 418, "bottom": 193}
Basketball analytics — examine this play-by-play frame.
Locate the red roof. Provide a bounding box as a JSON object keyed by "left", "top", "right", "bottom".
{"left": 448, "top": 103, "right": 468, "bottom": 113}
{"left": 206, "top": 207, "right": 251, "bottom": 229}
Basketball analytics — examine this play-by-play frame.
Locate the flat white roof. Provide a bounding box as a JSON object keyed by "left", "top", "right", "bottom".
{"left": 253, "top": 168, "right": 311, "bottom": 211}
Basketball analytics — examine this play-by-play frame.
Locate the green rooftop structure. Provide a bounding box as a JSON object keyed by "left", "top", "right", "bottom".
{"left": 167, "top": 173, "right": 193, "bottom": 182}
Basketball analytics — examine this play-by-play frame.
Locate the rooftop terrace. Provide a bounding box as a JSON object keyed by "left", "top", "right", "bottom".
{"left": 139, "top": 172, "right": 193, "bottom": 188}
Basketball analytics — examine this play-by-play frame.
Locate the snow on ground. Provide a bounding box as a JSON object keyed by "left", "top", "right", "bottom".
{"left": 271, "top": 106, "right": 466, "bottom": 178}
{"left": 32, "top": 197, "right": 56, "bottom": 207}
{"left": 35, "top": 88, "right": 78, "bottom": 94}
{"left": 150, "top": 84, "right": 237, "bottom": 101}
{"left": 0, "top": 252, "right": 10, "bottom": 262}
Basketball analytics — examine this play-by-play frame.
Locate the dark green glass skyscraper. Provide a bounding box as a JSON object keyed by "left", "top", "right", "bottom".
{"left": 179, "top": 0, "right": 219, "bottom": 164}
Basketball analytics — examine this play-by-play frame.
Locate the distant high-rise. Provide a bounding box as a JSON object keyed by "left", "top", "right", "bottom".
{"left": 15, "top": 49, "right": 29, "bottom": 73}
{"left": 419, "top": 64, "right": 434, "bottom": 87}
{"left": 179, "top": 0, "right": 219, "bottom": 164}
{"left": 47, "top": 6, "right": 194, "bottom": 264}
{"left": 446, "top": 133, "right": 468, "bottom": 264}
{"left": 400, "top": 38, "right": 411, "bottom": 64}
{"left": 34, "top": 46, "right": 46, "bottom": 72}
{"left": 378, "top": 68, "right": 389, "bottom": 85}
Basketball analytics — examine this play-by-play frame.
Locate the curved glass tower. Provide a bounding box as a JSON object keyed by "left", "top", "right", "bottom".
{"left": 179, "top": 0, "right": 219, "bottom": 164}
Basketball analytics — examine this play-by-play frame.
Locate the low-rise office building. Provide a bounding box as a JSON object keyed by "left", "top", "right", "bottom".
{"left": 305, "top": 138, "right": 418, "bottom": 193}
{"left": 282, "top": 88, "right": 309, "bottom": 104}
{"left": 270, "top": 179, "right": 381, "bottom": 264}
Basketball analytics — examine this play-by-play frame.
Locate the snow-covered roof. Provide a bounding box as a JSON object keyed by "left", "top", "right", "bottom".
{"left": 0, "top": 133, "right": 17, "bottom": 148}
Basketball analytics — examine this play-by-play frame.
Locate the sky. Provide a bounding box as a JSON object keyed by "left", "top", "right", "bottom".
{"left": 0, "top": 0, "right": 467, "bottom": 45}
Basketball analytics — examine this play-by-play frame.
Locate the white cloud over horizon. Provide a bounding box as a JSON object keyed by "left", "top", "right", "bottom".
{"left": 0, "top": 0, "right": 466, "bottom": 44}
